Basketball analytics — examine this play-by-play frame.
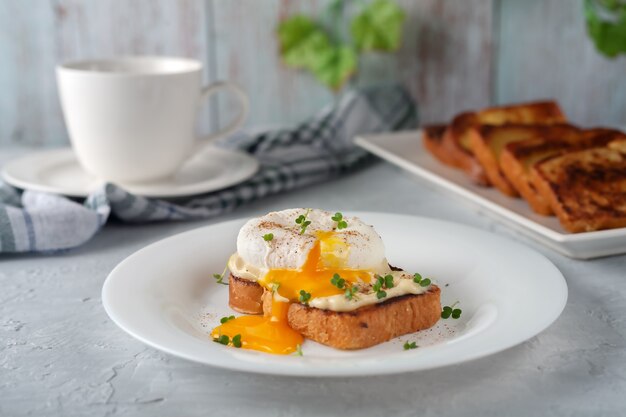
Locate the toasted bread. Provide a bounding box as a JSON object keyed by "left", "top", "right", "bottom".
{"left": 500, "top": 128, "right": 617, "bottom": 215}
{"left": 469, "top": 124, "right": 580, "bottom": 197}
{"left": 422, "top": 124, "right": 456, "bottom": 167}
{"left": 530, "top": 135, "right": 626, "bottom": 232}
{"left": 230, "top": 272, "right": 441, "bottom": 350}
{"left": 441, "top": 112, "right": 490, "bottom": 184}
{"left": 229, "top": 274, "right": 264, "bottom": 314}
{"left": 442, "top": 101, "right": 567, "bottom": 186}
{"left": 262, "top": 286, "right": 441, "bottom": 350}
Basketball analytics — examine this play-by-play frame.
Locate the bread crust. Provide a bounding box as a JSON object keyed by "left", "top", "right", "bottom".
{"left": 263, "top": 286, "right": 441, "bottom": 350}
{"left": 468, "top": 127, "right": 520, "bottom": 196}
{"left": 228, "top": 274, "right": 264, "bottom": 314}
{"left": 500, "top": 145, "right": 553, "bottom": 215}
{"left": 422, "top": 124, "right": 458, "bottom": 167}
{"left": 442, "top": 113, "right": 491, "bottom": 185}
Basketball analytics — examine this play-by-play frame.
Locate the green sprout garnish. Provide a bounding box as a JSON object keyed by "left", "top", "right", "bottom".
{"left": 384, "top": 274, "right": 394, "bottom": 289}
{"left": 413, "top": 273, "right": 431, "bottom": 287}
{"left": 441, "top": 301, "right": 462, "bottom": 319}
{"left": 293, "top": 344, "right": 304, "bottom": 356}
{"left": 403, "top": 341, "right": 418, "bottom": 350}
{"left": 331, "top": 212, "right": 348, "bottom": 229}
{"left": 271, "top": 282, "right": 281, "bottom": 294}
{"left": 299, "top": 290, "right": 311, "bottom": 305}
{"left": 263, "top": 233, "right": 274, "bottom": 242}
{"left": 214, "top": 335, "right": 230, "bottom": 345}
{"left": 212, "top": 266, "right": 229, "bottom": 286}
{"left": 220, "top": 315, "right": 235, "bottom": 324}
{"left": 344, "top": 285, "right": 359, "bottom": 301}
{"left": 373, "top": 274, "right": 393, "bottom": 299}
{"left": 232, "top": 334, "right": 242, "bottom": 348}
{"left": 372, "top": 275, "right": 384, "bottom": 292}
{"left": 295, "top": 209, "right": 312, "bottom": 235}
{"left": 330, "top": 273, "right": 346, "bottom": 289}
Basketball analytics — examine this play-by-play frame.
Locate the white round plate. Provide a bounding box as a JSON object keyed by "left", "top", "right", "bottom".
{"left": 1, "top": 147, "right": 259, "bottom": 198}
{"left": 102, "top": 213, "right": 567, "bottom": 377}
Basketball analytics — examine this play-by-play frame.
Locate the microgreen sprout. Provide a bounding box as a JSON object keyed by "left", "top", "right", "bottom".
{"left": 232, "top": 334, "right": 242, "bottom": 348}
{"left": 299, "top": 290, "right": 311, "bottom": 305}
{"left": 295, "top": 209, "right": 312, "bottom": 235}
{"left": 330, "top": 273, "right": 346, "bottom": 289}
{"left": 403, "top": 341, "right": 418, "bottom": 350}
{"left": 271, "top": 282, "right": 281, "bottom": 294}
{"left": 263, "top": 233, "right": 274, "bottom": 242}
{"left": 293, "top": 344, "right": 304, "bottom": 356}
{"left": 441, "top": 301, "right": 462, "bottom": 319}
{"left": 331, "top": 212, "right": 348, "bottom": 229}
{"left": 214, "top": 335, "right": 230, "bottom": 345}
{"left": 384, "top": 274, "right": 394, "bottom": 289}
{"left": 344, "top": 285, "right": 359, "bottom": 301}
{"left": 373, "top": 274, "right": 394, "bottom": 299}
{"left": 212, "top": 266, "right": 229, "bottom": 286}
{"left": 413, "top": 273, "right": 431, "bottom": 287}
{"left": 219, "top": 315, "right": 235, "bottom": 324}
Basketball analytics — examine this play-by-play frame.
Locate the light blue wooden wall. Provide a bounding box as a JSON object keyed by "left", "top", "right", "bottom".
{"left": 1, "top": 0, "right": 625, "bottom": 147}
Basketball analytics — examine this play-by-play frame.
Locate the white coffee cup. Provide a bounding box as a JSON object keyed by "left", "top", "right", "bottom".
{"left": 56, "top": 56, "right": 249, "bottom": 183}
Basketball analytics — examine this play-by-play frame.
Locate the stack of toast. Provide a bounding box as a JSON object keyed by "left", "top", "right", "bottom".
{"left": 423, "top": 101, "right": 626, "bottom": 233}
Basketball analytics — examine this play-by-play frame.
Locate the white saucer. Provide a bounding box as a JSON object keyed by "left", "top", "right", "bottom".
{"left": 1, "top": 147, "right": 259, "bottom": 198}
{"left": 102, "top": 213, "right": 567, "bottom": 377}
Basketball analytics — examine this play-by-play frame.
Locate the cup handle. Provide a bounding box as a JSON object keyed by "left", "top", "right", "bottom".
{"left": 194, "top": 81, "right": 249, "bottom": 153}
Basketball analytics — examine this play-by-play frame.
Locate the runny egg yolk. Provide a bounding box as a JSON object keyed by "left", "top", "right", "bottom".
{"left": 211, "top": 231, "right": 374, "bottom": 355}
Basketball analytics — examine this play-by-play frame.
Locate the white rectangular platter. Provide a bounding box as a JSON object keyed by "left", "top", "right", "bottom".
{"left": 355, "top": 130, "right": 626, "bottom": 260}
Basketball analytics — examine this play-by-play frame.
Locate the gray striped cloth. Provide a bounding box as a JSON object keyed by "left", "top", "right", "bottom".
{"left": 0, "top": 85, "right": 416, "bottom": 253}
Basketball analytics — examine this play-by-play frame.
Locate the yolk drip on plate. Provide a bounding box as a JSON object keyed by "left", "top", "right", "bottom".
{"left": 211, "top": 231, "right": 374, "bottom": 355}
{"left": 209, "top": 301, "right": 303, "bottom": 355}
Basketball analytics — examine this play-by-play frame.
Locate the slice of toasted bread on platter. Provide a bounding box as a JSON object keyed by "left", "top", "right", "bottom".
{"left": 422, "top": 124, "right": 456, "bottom": 167}
{"left": 441, "top": 101, "right": 567, "bottom": 186}
{"left": 469, "top": 124, "right": 578, "bottom": 197}
{"left": 530, "top": 134, "right": 626, "bottom": 232}
{"left": 500, "top": 128, "right": 617, "bottom": 215}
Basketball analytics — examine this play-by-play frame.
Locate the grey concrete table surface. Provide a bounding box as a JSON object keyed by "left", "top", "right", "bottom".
{"left": 1, "top": 146, "right": 625, "bottom": 417}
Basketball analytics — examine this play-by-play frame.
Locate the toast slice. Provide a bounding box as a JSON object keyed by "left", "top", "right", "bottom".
{"left": 229, "top": 274, "right": 264, "bottom": 314}
{"left": 500, "top": 128, "right": 618, "bottom": 215}
{"left": 422, "top": 124, "right": 456, "bottom": 167}
{"left": 229, "top": 272, "right": 441, "bottom": 350}
{"left": 441, "top": 112, "right": 490, "bottom": 184}
{"left": 262, "top": 286, "right": 441, "bottom": 350}
{"left": 442, "top": 101, "right": 567, "bottom": 186}
{"left": 530, "top": 135, "right": 626, "bottom": 232}
{"left": 469, "top": 124, "right": 580, "bottom": 197}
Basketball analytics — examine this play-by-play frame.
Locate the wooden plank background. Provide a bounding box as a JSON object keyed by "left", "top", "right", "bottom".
{"left": 0, "top": 0, "right": 625, "bottom": 147}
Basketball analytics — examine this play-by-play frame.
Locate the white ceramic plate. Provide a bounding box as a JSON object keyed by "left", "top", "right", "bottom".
{"left": 355, "top": 131, "right": 626, "bottom": 259}
{"left": 102, "top": 212, "right": 567, "bottom": 377}
{"left": 1, "top": 146, "right": 259, "bottom": 198}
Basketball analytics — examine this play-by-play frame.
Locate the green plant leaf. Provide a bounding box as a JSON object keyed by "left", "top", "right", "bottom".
{"left": 278, "top": 15, "right": 357, "bottom": 90}
{"left": 351, "top": 0, "right": 406, "bottom": 52}
{"left": 277, "top": 15, "right": 331, "bottom": 69}
{"left": 585, "top": 0, "right": 626, "bottom": 58}
{"left": 310, "top": 45, "right": 357, "bottom": 91}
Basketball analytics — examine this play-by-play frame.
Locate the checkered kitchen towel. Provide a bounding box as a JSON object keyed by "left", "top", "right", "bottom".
{"left": 0, "top": 85, "right": 416, "bottom": 253}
